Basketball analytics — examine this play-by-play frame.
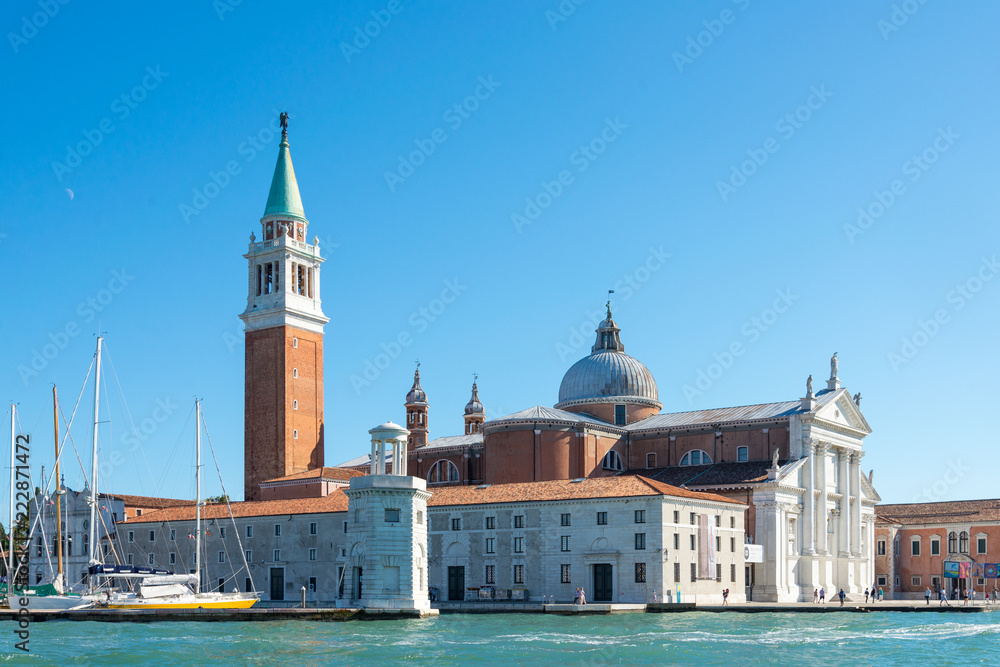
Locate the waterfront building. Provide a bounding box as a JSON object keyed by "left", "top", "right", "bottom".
{"left": 875, "top": 499, "right": 1000, "bottom": 600}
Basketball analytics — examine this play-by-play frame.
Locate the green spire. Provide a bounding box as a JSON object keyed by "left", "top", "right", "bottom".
{"left": 262, "top": 129, "right": 306, "bottom": 221}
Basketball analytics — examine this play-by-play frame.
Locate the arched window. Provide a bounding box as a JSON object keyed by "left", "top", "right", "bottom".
{"left": 959, "top": 531, "right": 969, "bottom": 554}
{"left": 427, "top": 460, "right": 460, "bottom": 484}
{"left": 602, "top": 450, "right": 623, "bottom": 471}
{"left": 948, "top": 532, "right": 957, "bottom": 553}
{"left": 679, "top": 450, "right": 713, "bottom": 466}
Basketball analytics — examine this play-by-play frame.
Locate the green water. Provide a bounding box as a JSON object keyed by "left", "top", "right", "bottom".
{"left": 4, "top": 612, "right": 998, "bottom": 665}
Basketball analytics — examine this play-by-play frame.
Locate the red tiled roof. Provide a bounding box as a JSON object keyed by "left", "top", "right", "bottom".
{"left": 261, "top": 467, "right": 366, "bottom": 485}
{"left": 876, "top": 499, "right": 1000, "bottom": 526}
{"left": 123, "top": 490, "right": 350, "bottom": 524}
{"left": 111, "top": 494, "right": 196, "bottom": 509}
{"left": 427, "top": 476, "right": 743, "bottom": 508}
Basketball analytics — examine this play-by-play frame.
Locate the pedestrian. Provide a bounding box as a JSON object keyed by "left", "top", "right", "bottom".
{"left": 819, "top": 587, "right": 825, "bottom": 603}
{"left": 971, "top": 589, "right": 976, "bottom": 606}
{"left": 573, "top": 587, "right": 580, "bottom": 604}
{"left": 963, "top": 588, "right": 969, "bottom": 606}
{"left": 925, "top": 587, "right": 931, "bottom": 605}
{"left": 723, "top": 588, "right": 729, "bottom": 606}
{"left": 939, "top": 589, "right": 949, "bottom": 607}
{"left": 952, "top": 587, "right": 958, "bottom": 600}
{"left": 838, "top": 589, "right": 845, "bottom": 607}
{"left": 813, "top": 588, "right": 818, "bottom": 604}
{"left": 878, "top": 587, "right": 884, "bottom": 602}
{"left": 651, "top": 589, "right": 658, "bottom": 603}
{"left": 864, "top": 588, "right": 870, "bottom": 603}
{"left": 579, "top": 587, "right": 587, "bottom": 605}
{"left": 993, "top": 587, "right": 998, "bottom": 604}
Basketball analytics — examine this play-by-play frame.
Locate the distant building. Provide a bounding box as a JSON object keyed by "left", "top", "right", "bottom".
{"left": 875, "top": 499, "right": 1000, "bottom": 600}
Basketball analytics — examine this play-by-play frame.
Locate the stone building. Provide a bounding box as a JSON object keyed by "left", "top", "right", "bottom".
{"left": 875, "top": 499, "right": 1000, "bottom": 600}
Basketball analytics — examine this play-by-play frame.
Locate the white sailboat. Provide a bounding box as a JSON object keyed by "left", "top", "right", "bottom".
{"left": 104, "top": 399, "right": 257, "bottom": 609}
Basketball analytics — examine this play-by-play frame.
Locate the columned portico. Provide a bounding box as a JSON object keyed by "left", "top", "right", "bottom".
{"left": 816, "top": 443, "right": 829, "bottom": 555}
{"left": 803, "top": 440, "right": 816, "bottom": 556}
{"left": 838, "top": 448, "right": 851, "bottom": 557}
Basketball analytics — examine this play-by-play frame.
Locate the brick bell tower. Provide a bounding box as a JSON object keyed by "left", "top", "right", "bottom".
{"left": 240, "top": 117, "right": 329, "bottom": 501}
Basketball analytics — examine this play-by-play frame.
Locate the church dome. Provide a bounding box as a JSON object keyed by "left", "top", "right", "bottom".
{"left": 464, "top": 380, "right": 484, "bottom": 415}
{"left": 555, "top": 309, "right": 661, "bottom": 410}
{"left": 406, "top": 367, "right": 427, "bottom": 405}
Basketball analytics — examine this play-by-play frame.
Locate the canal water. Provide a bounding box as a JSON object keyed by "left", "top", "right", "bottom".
{"left": 5, "top": 611, "right": 998, "bottom": 665}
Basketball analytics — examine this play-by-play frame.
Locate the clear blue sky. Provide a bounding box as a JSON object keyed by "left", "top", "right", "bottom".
{"left": 2, "top": 1, "right": 998, "bottom": 507}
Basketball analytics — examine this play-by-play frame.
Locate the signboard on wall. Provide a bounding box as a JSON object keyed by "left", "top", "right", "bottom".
{"left": 944, "top": 561, "right": 1000, "bottom": 578}
{"left": 744, "top": 544, "right": 763, "bottom": 563}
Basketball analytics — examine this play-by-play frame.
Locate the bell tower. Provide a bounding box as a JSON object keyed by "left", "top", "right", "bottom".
{"left": 405, "top": 366, "right": 428, "bottom": 448}
{"left": 240, "top": 118, "right": 329, "bottom": 501}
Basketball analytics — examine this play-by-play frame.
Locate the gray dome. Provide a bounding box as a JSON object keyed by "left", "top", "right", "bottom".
{"left": 556, "top": 350, "right": 659, "bottom": 407}
{"left": 406, "top": 368, "right": 427, "bottom": 404}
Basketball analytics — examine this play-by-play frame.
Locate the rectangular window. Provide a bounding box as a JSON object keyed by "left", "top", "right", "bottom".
{"left": 895, "top": 576, "right": 900, "bottom": 587}
{"left": 730, "top": 516, "right": 735, "bottom": 529}
{"left": 169, "top": 552, "right": 176, "bottom": 565}
{"left": 690, "top": 513, "right": 696, "bottom": 525}
{"left": 674, "top": 562, "right": 681, "bottom": 583}
{"left": 148, "top": 553, "right": 155, "bottom": 565}
{"left": 310, "top": 522, "right": 318, "bottom": 535}
{"left": 451, "top": 517, "right": 461, "bottom": 531}
{"left": 486, "top": 565, "right": 496, "bottom": 585}
{"left": 716, "top": 536, "right": 721, "bottom": 552}
{"left": 274, "top": 524, "right": 281, "bottom": 537}
{"left": 691, "top": 563, "right": 697, "bottom": 582}
{"left": 486, "top": 538, "right": 495, "bottom": 554}
{"left": 715, "top": 515, "right": 721, "bottom": 527}
{"left": 561, "top": 513, "right": 571, "bottom": 527}
{"left": 635, "top": 562, "right": 647, "bottom": 583}
{"left": 170, "top": 529, "right": 176, "bottom": 541}
{"left": 127, "top": 554, "right": 133, "bottom": 565}
{"left": 911, "top": 575, "right": 921, "bottom": 587}
{"left": 486, "top": 516, "right": 496, "bottom": 530}
{"left": 877, "top": 575, "right": 887, "bottom": 586}
{"left": 246, "top": 525, "right": 253, "bottom": 538}
{"left": 646, "top": 453, "right": 656, "bottom": 468}
{"left": 911, "top": 540, "right": 920, "bottom": 556}
{"left": 514, "top": 515, "right": 524, "bottom": 529}
{"left": 309, "top": 577, "right": 317, "bottom": 593}
{"left": 635, "top": 510, "right": 646, "bottom": 524}
{"left": 737, "top": 446, "right": 748, "bottom": 462}
{"left": 931, "top": 538, "right": 940, "bottom": 556}
{"left": 245, "top": 550, "right": 251, "bottom": 562}
{"left": 273, "top": 549, "right": 280, "bottom": 562}
{"left": 218, "top": 551, "right": 226, "bottom": 563}
{"left": 673, "top": 511, "right": 680, "bottom": 524}
{"left": 514, "top": 537, "right": 524, "bottom": 553}
{"left": 716, "top": 564, "right": 722, "bottom": 582}
{"left": 931, "top": 576, "right": 941, "bottom": 589}
{"left": 149, "top": 530, "right": 155, "bottom": 542}
{"left": 561, "top": 536, "right": 571, "bottom": 552}
{"left": 674, "top": 533, "right": 680, "bottom": 550}
{"left": 615, "top": 404, "right": 626, "bottom": 426}
{"left": 561, "top": 564, "right": 571, "bottom": 584}
{"left": 309, "top": 548, "right": 317, "bottom": 561}
{"left": 731, "top": 563, "right": 736, "bottom": 582}
{"left": 978, "top": 537, "right": 988, "bottom": 554}
{"left": 128, "top": 531, "right": 134, "bottom": 543}
{"left": 245, "top": 578, "right": 253, "bottom": 593}
{"left": 343, "top": 521, "right": 348, "bottom": 534}
{"left": 635, "top": 533, "right": 646, "bottom": 550}
{"left": 514, "top": 564, "right": 524, "bottom": 584}
{"left": 597, "top": 512, "right": 608, "bottom": 526}
{"left": 220, "top": 527, "right": 226, "bottom": 539}
{"left": 877, "top": 540, "right": 886, "bottom": 556}
{"left": 731, "top": 537, "right": 736, "bottom": 552}
{"left": 690, "top": 534, "right": 696, "bottom": 550}
{"left": 385, "top": 509, "right": 400, "bottom": 523}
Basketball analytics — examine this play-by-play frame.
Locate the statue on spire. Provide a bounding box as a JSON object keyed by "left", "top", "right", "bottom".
{"left": 830, "top": 352, "right": 839, "bottom": 380}
{"left": 606, "top": 289, "right": 614, "bottom": 319}
{"left": 806, "top": 374, "right": 813, "bottom": 397}
{"left": 280, "top": 111, "right": 289, "bottom": 133}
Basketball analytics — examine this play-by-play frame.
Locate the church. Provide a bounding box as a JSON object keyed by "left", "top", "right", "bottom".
{"left": 124, "top": 122, "right": 880, "bottom": 604}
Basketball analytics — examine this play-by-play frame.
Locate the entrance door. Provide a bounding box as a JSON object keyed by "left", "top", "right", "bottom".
{"left": 269, "top": 567, "right": 284, "bottom": 601}
{"left": 594, "top": 564, "right": 613, "bottom": 602}
{"left": 352, "top": 567, "right": 363, "bottom": 600}
{"left": 448, "top": 566, "right": 465, "bottom": 601}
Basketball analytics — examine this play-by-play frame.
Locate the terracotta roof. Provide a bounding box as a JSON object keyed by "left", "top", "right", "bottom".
{"left": 122, "top": 491, "right": 350, "bottom": 524}
{"left": 261, "top": 467, "right": 366, "bottom": 485}
{"left": 111, "top": 494, "right": 197, "bottom": 509}
{"left": 634, "top": 461, "right": 778, "bottom": 488}
{"left": 427, "top": 476, "right": 743, "bottom": 508}
{"left": 876, "top": 499, "right": 1000, "bottom": 526}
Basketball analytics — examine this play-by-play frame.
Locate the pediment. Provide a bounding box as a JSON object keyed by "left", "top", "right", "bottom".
{"left": 814, "top": 390, "right": 872, "bottom": 435}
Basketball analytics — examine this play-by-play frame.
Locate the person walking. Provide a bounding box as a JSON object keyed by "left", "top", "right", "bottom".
{"left": 573, "top": 588, "right": 581, "bottom": 604}
{"left": 864, "top": 588, "right": 870, "bottom": 603}
{"left": 939, "top": 588, "right": 949, "bottom": 607}
{"left": 993, "top": 586, "right": 998, "bottom": 604}
{"left": 963, "top": 588, "right": 969, "bottom": 606}
{"left": 819, "top": 587, "right": 825, "bottom": 603}
{"left": 838, "top": 589, "right": 845, "bottom": 607}
{"left": 579, "top": 587, "right": 587, "bottom": 605}
{"left": 722, "top": 588, "right": 729, "bottom": 606}
{"left": 813, "top": 588, "right": 819, "bottom": 604}
{"left": 878, "top": 587, "right": 884, "bottom": 602}
{"left": 925, "top": 587, "right": 931, "bottom": 605}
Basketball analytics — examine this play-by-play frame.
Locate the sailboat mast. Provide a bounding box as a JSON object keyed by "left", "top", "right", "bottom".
{"left": 8, "top": 404, "right": 15, "bottom": 586}
{"left": 195, "top": 399, "right": 202, "bottom": 594}
{"left": 88, "top": 336, "right": 103, "bottom": 572}
{"left": 53, "top": 386, "right": 63, "bottom": 588}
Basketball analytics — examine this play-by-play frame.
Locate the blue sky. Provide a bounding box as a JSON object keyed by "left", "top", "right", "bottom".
{"left": 2, "top": 1, "right": 998, "bottom": 507}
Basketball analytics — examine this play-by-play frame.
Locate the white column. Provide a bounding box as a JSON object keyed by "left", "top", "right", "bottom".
{"left": 839, "top": 449, "right": 850, "bottom": 556}
{"left": 392, "top": 441, "right": 400, "bottom": 475}
{"left": 370, "top": 439, "right": 378, "bottom": 476}
{"left": 399, "top": 440, "right": 407, "bottom": 476}
{"left": 804, "top": 441, "right": 816, "bottom": 555}
{"left": 817, "top": 444, "right": 828, "bottom": 555}
{"left": 851, "top": 453, "right": 863, "bottom": 557}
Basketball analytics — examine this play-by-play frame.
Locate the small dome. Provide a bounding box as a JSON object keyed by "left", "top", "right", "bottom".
{"left": 465, "top": 381, "right": 484, "bottom": 415}
{"left": 406, "top": 367, "right": 427, "bottom": 404}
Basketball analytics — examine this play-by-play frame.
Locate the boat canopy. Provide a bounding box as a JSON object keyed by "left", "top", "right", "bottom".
{"left": 89, "top": 564, "right": 174, "bottom": 577}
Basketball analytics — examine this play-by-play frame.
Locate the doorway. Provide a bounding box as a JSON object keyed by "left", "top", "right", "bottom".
{"left": 594, "top": 564, "right": 613, "bottom": 602}
{"left": 448, "top": 566, "right": 465, "bottom": 601}
{"left": 352, "top": 566, "right": 363, "bottom": 600}
{"left": 269, "top": 567, "right": 284, "bottom": 601}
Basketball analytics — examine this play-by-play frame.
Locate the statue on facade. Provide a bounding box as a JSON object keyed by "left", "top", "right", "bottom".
{"left": 830, "top": 352, "right": 839, "bottom": 379}
{"left": 772, "top": 448, "right": 780, "bottom": 469}
{"left": 869, "top": 469, "right": 875, "bottom": 484}
{"left": 853, "top": 392, "right": 862, "bottom": 406}
{"left": 806, "top": 374, "right": 813, "bottom": 397}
